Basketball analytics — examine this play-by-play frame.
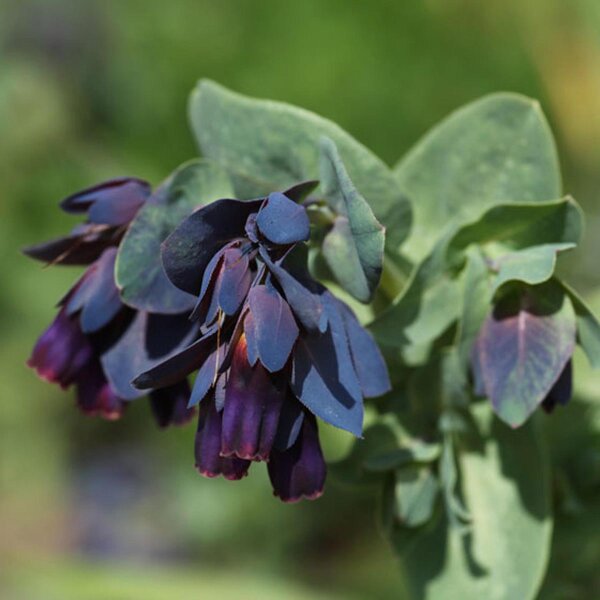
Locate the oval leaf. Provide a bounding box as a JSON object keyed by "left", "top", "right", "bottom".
{"left": 396, "top": 93, "right": 561, "bottom": 261}
{"left": 319, "top": 137, "right": 385, "bottom": 302}
{"left": 116, "top": 160, "right": 234, "bottom": 313}
{"left": 247, "top": 285, "right": 299, "bottom": 373}
{"left": 474, "top": 283, "right": 576, "bottom": 427}
{"left": 189, "top": 79, "right": 411, "bottom": 250}
{"left": 256, "top": 192, "right": 310, "bottom": 245}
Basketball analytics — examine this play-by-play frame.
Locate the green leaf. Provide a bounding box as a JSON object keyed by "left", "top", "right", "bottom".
{"left": 189, "top": 79, "right": 411, "bottom": 250}
{"left": 395, "top": 92, "right": 561, "bottom": 262}
{"left": 455, "top": 247, "right": 492, "bottom": 368}
{"left": 364, "top": 442, "right": 441, "bottom": 472}
{"left": 115, "top": 159, "right": 234, "bottom": 313}
{"left": 330, "top": 415, "right": 408, "bottom": 487}
{"left": 397, "top": 404, "right": 552, "bottom": 600}
{"left": 558, "top": 280, "right": 600, "bottom": 369}
{"left": 439, "top": 435, "right": 471, "bottom": 528}
{"left": 447, "top": 196, "right": 582, "bottom": 264}
{"left": 319, "top": 137, "right": 385, "bottom": 303}
{"left": 491, "top": 243, "right": 575, "bottom": 293}
{"left": 370, "top": 233, "right": 460, "bottom": 348}
{"left": 393, "top": 465, "right": 440, "bottom": 528}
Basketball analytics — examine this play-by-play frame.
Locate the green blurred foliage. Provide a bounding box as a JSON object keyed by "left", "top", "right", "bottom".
{"left": 1, "top": 0, "right": 599, "bottom": 597}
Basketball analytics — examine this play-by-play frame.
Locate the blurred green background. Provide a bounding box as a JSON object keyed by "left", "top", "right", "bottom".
{"left": 1, "top": 1, "right": 600, "bottom": 598}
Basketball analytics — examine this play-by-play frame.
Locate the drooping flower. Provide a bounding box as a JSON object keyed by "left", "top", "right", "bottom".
{"left": 135, "top": 184, "right": 391, "bottom": 501}
{"left": 25, "top": 179, "right": 196, "bottom": 426}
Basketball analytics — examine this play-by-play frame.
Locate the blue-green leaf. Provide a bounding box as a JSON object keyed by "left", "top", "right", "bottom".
{"left": 447, "top": 197, "right": 582, "bottom": 264}
{"left": 115, "top": 160, "right": 234, "bottom": 313}
{"left": 189, "top": 79, "right": 411, "bottom": 250}
{"left": 319, "top": 137, "right": 385, "bottom": 302}
{"left": 397, "top": 404, "right": 552, "bottom": 600}
{"left": 558, "top": 280, "right": 600, "bottom": 369}
{"left": 491, "top": 243, "right": 575, "bottom": 293}
{"left": 395, "top": 93, "right": 561, "bottom": 261}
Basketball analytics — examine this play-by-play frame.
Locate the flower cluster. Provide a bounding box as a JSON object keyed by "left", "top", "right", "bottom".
{"left": 26, "top": 179, "right": 195, "bottom": 427}
{"left": 134, "top": 186, "right": 391, "bottom": 501}
{"left": 26, "top": 178, "right": 391, "bottom": 502}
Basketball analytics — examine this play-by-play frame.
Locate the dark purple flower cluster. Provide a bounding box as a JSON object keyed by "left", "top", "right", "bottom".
{"left": 26, "top": 179, "right": 195, "bottom": 426}
{"left": 134, "top": 186, "right": 391, "bottom": 502}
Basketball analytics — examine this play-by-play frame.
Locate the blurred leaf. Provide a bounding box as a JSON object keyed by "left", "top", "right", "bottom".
{"left": 398, "top": 404, "right": 552, "bottom": 600}
{"left": 116, "top": 159, "right": 234, "bottom": 313}
{"left": 364, "top": 442, "right": 441, "bottom": 472}
{"left": 319, "top": 137, "right": 385, "bottom": 303}
{"left": 474, "top": 283, "right": 576, "bottom": 427}
{"left": 447, "top": 197, "right": 582, "bottom": 263}
{"left": 330, "top": 416, "right": 408, "bottom": 487}
{"left": 491, "top": 243, "right": 575, "bottom": 293}
{"left": 393, "top": 465, "right": 440, "bottom": 528}
{"left": 559, "top": 280, "right": 600, "bottom": 370}
{"left": 189, "top": 79, "right": 411, "bottom": 250}
{"left": 439, "top": 435, "right": 471, "bottom": 528}
{"left": 396, "top": 93, "right": 561, "bottom": 262}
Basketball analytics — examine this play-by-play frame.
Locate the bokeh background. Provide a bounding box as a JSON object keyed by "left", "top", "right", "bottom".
{"left": 1, "top": 1, "right": 600, "bottom": 598}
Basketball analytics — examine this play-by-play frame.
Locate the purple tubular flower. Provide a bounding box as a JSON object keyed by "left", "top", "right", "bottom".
{"left": 195, "top": 394, "right": 251, "bottom": 480}
{"left": 75, "top": 359, "right": 125, "bottom": 420}
{"left": 28, "top": 305, "right": 94, "bottom": 389}
{"left": 221, "top": 336, "right": 285, "bottom": 461}
{"left": 26, "top": 183, "right": 197, "bottom": 428}
{"left": 268, "top": 413, "right": 326, "bottom": 503}
{"left": 149, "top": 380, "right": 195, "bottom": 428}
{"left": 136, "top": 183, "right": 391, "bottom": 502}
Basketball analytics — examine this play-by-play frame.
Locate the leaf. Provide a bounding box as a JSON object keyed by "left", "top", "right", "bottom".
{"left": 474, "top": 282, "right": 576, "bottom": 427}
{"left": 247, "top": 285, "right": 299, "bottom": 373}
{"left": 259, "top": 245, "right": 326, "bottom": 332}
{"left": 439, "top": 435, "right": 471, "bottom": 528}
{"left": 255, "top": 192, "right": 310, "bottom": 245}
{"left": 338, "top": 301, "right": 391, "bottom": 398}
{"left": 397, "top": 404, "right": 552, "bottom": 600}
{"left": 189, "top": 79, "right": 411, "bottom": 250}
{"left": 319, "top": 137, "right": 385, "bottom": 302}
{"left": 455, "top": 247, "right": 492, "bottom": 368}
{"left": 291, "top": 295, "right": 363, "bottom": 436}
{"left": 363, "top": 442, "right": 441, "bottom": 472}
{"left": 132, "top": 327, "right": 216, "bottom": 391}
{"left": 393, "top": 465, "right": 440, "bottom": 528}
{"left": 101, "top": 312, "right": 198, "bottom": 400}
{"left": 78, "top": 248, "right": 122, "bottom": 334}
{"left": 396, "top": 92, "right": 562, "bottom": 262}
{"left": 491, "top": 243, "right": 575, "bottom": 293}
{"left": 162, "top": 198, "right": 262, "bottom": 296}
{"left": 116, "top": 160, "right": 234, "bottom": 313}
{"left": 330, "top": 416, "right": 408, "bottom": 487}
{"left": 369, "top": 233, "right": 460, "bottom": 348}
{"left": 558, "top": 280, "right": 600, "bottom": 369}
{"left": 447, "top": 197, "right": 582, "bottom": 264}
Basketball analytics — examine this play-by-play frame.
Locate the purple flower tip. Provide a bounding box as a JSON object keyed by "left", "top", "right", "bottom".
{"left": 76, "top": 360, "right": 125, "bottom": 420}
{"left": 195, "top": 394, "right": 251, "bottom": 480}
{"left": 220, "top": 335, "right": 285, "bottom": 461}
{"left": 27, "top": 307, "right": 93, "bottom": 389}
{"left": 268, "top": 413, "right": 326, "bottom": 503}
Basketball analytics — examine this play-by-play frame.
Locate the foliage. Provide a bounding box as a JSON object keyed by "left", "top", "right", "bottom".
{"left": 23, "top": 75, "right": 600, "bottom": 600}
